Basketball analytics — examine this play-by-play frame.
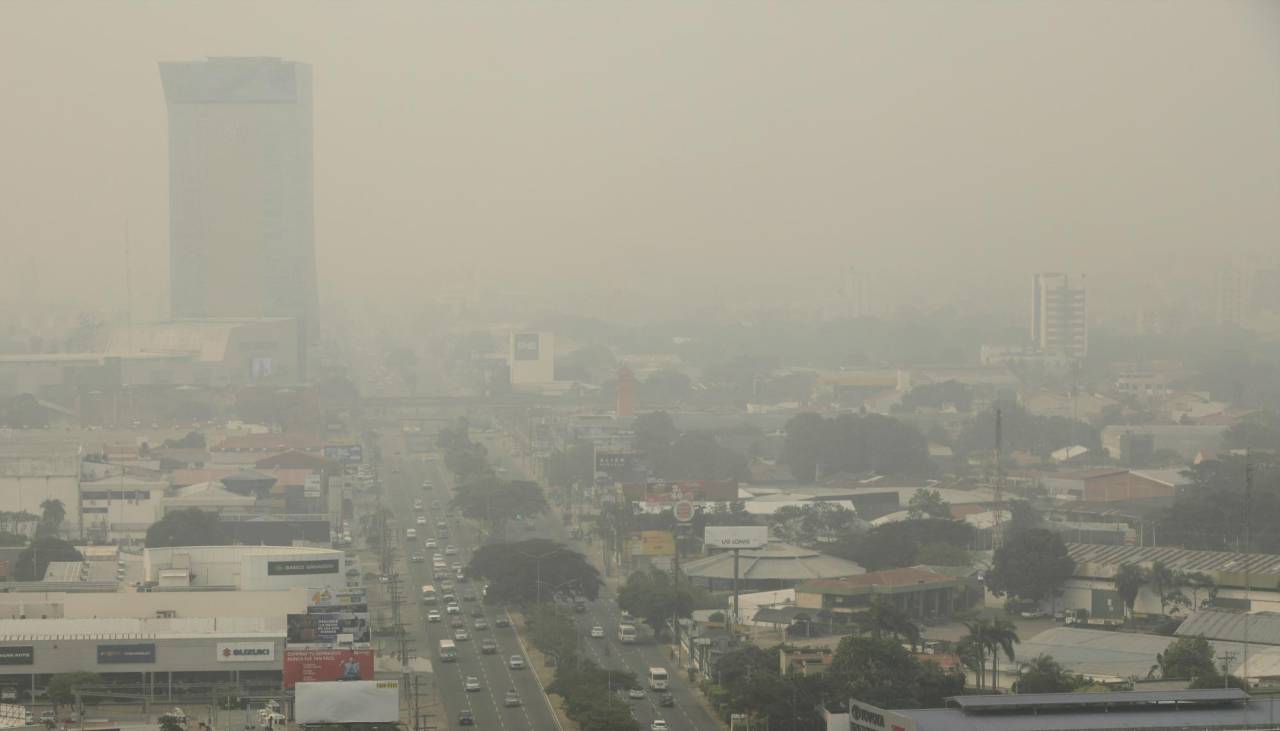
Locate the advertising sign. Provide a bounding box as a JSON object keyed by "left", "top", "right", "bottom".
{"left": 0, "top": 646, "right": 33, "bottom": 665}
{"left": 847, "top": 699, "right": 917, "bottom": 731}
{"left": 308, "top": 588, "right": 368, "bottom": 613}
{"left": 704, "top": 526, "right": 770, "bottom": 550}
{"left": 673, "top": 501, "right": 695, "bottom": 523}
{"left": 304, "top": 475, "right": 323, "bottom": 498}
{"left": 217, "top": 642, "right": 277, "bottom": 662}
{"left": 628, "top": 530, "right": 676, "bottom": 557}
{"left": 295, "top": 680, "right": 400, "bottom": 724}
{"left": 287, "top": 612, "right": 371, "bottom": 647}
{"left": 268, "top": 558, "right": 340, "bottom": 576}
{"left": 97, "top": 643, "right": 156, "bottom": 664}
{"left": 323, "top": 444, "right": 364, "bottom": 465}
{"left": 283, "top": 649, "right": 374, "bottom": 688}
{"left": 513, "top": 332, "right": 541, "bottom": 361}
{"left": 594, "top": 450, "right": 635, "bottom": 472}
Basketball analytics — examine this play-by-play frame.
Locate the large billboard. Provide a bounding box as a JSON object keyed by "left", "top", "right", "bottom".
{"left": 628, "top": 530, "right": 675, "bottom": 557}
{"left": 0, "top": 646, "right": 33, "bottom": 665}
{"left": 216, "top": 642, "right": 276, "bottom": 662}
{"left": 267, "top": 558, "right": 340, "bottom": 576}
{"left": 295, "top": 680, "right": 399, "bottom": 724}
{"left": 307, "top": 588, "right": 368, "bottom": 613}
{"left": 283, "top": 649, "right": 374, "bottom": 688}
{"left": 513, "top": 332, "right": 541, "bottom": 361}
{"left": 97, "top": 643, "right": 156, "bottom": 664}
{"left": 704, "top": 526, "right": 769, "bottom": 550}
{"left": 287, "top": 612, "right": 371, "bottom": 647}
{"left": 323, "top": 444, "right": 364, "bottom": 464}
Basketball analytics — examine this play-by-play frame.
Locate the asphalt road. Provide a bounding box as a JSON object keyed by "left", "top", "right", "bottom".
{"left": 381, "top": 443, "right": 561, "bottom": 731}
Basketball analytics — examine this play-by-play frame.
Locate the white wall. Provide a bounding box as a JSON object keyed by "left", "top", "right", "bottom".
{"left": 145, "top": 546, "right": 346, "bottom": 591}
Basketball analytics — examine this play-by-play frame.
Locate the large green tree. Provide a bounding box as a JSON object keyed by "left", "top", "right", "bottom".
{"left": 1113, "top": 563, "right": 1148, "bottom": 619}
{"left": 467, "top": 539, "right": 602, "bottom": 603}
{"left": 14, "top": 537, "right": 83, "bottom": 580}
{"left": 1158, "top": 636, "right": 1218, "bottom": 682}
{"left": 829, "top": 635, "right": 963, "bottom": 709}
{"left": 46, "top": 672, "right": 101, "bottom": 710}
{"left": 36, "top": 499, "right": 66, "bottom": 538}
{"left": 781, "top": 413, "right": 933, "bottom": 482}
{"left": 828, "top": 519, "right": 974, "bottom": 571}
{"left": 145, "top": 509, "right": 231, "bottom": 548}
{"left": 986, "top": 528, "right": 1075, "bottom": 603}
{"left": 1014, "top": 655, "right": 1080, "bottom": 694}
{"left": 545, "top": 441, "right": 596, "bottom": 488}
{"left": 451, "top": 477, "right": 548, "bottom": 540}
{"left": 617, "top": 569, "right": 693, "bottom": 637}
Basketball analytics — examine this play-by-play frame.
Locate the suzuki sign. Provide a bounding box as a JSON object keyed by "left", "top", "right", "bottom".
{"left": 217, "top": 642, "right": 276, "bottom": 662}
{"left": 703, "top": 526, "right": 769, "bottom": 550}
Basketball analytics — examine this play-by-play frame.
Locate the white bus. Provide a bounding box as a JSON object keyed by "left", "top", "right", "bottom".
{"left": 421, "top": 585, "right": 437, "bottom": 604}
{"left": 438, "top": 639, "right": 457, "bottom": 662}
{"left": 648, "top": 667, "right": 669, "bottom": 691}
{"left": 617, "top": 624, "right": 638, "bottom": 643}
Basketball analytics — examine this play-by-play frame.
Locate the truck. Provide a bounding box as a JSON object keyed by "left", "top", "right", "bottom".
{"left": 438, "top": 639, "right": 458, "bottom": 662}
{"left": 617, "top": 624, "right": 638, "bottom": 643}
{"left": 648, "top": 667, "right": 669, "bottom": 691}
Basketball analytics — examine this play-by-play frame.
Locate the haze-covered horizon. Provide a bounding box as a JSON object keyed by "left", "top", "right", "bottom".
{"left": 1, "top": 1, "right": 1277, "bottom": 326}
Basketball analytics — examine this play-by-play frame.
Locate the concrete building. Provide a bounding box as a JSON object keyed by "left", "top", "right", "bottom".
{"left": 1041, "top": 468, "right": 1178, "bottom": 502}
{"left": 159, "top": 57, "right": 318, "bottom": 338}
{"left": 1101, "top": 424, "right": 1226, "bottom": 460}
{"left": 143, "top": 545, "right": 346, "bottom": 592}
{"left": 796, "top": 567, "right": 970, "bottom": 621}
{"left": 508, "top": 332, "right": 555, "bottom": 386}
{"left": 0, "top": 441, "right": 81, "bottom": 535}
{"left": 1031, "top": 273, "right": 1088, "bottom": 359}
{"left": 0, "top": 587, "right": 307, "bottom": 620}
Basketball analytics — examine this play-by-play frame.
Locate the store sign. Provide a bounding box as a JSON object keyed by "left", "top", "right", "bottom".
{"left": 308, "top": 588, "right": 368, "bottom": 613}
{"left": 704, "top": 526, "right": 769, "bottom": 550}
{"left": 304, "top": 475, "right": 323, "bottom": 498}
{"left": 97, "top": 643, "right": 156, "bottom": 664}
{"left": 513, "top": 333, "right": 541, "bottom": 361}
{"left": 283, "top": 649, "right": 373, "bottom": 688}
{"left": 287, "top": 612, "right": 371, "bottom": 647}
{"left": 323, "top": 444, "right": 364, "bottom": 465}
{"left": 268, "top": 559, "right": 340, "bottom": 576}
{"left": 628, "top": 530, "right": 675, "bottom": 557}
{"left": 0, "top": 646, "right": 33, "bottom": 665}
{"left": 217, "top": 643, "right": 276, "bottom": 662}
{"left": 847, "top": 699, "right": 917, "bottom": 731}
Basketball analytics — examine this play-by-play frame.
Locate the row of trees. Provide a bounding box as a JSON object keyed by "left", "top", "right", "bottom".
{"left": 437, "top": 418, "right": 493, "bottom": 483}
{"left": 1156, "top": 454, "right": 1280, "bottom": 553}
{"left": 1113, "top": 561, "right": 1217, "bottom": 619}
{"left": 467, "top": 539, "right": 602, "bottom": 604}
{"left": 529, "top": 604, "right": 641, "bottom": 731}
{"left": 956, "top": 404, "right": 1102, "bottom": 462}
{"left": 633, "top": 412, "right": 751, "bottom": 483}
{"left": 780, "top": 412, "right": 933, "bottom": 482}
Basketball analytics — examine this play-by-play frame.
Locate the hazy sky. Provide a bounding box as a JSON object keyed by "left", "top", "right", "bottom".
{"left": 1, "top": 2, "right": 1276, "bottom": 322}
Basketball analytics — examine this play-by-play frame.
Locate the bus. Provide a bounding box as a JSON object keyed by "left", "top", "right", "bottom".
{"left": 421, "top": 585, "right": 437, "bottom": 604}
{"left": 438, "top": 639, "right": 457, "bottom": 662}
{"left": 617, "top": 624, "right": 638, "bottom": 643}
{"left": 648, "top": 667, "right": 669, "bottom": 691}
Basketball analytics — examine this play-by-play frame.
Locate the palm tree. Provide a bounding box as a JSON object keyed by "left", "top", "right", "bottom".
{"left": 986, "top": 617, "right": 1021, "bottom": 690}
{"left": 962, "top": 619, "right": 993, "bottom": 690}
{"left": 1113, "top": 563, "right": 1148, "bottom": 620}
{"left": 860, "top": 598, "right": 921, "bottom": 651}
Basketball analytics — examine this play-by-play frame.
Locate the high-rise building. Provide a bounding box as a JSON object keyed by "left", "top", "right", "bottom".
{"left": 1031, "top": 273, "right": 1088, "bottom": 359}
{"left": 159, "top": 57, "right": 318, "bottom": 336}
{"left": 1216, "top": 261, "right": 1250, "bottom": 326}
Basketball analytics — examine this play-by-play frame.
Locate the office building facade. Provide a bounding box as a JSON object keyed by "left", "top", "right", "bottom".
{"left": 1031, "top": 272, "right": 1087, "bottom": 359}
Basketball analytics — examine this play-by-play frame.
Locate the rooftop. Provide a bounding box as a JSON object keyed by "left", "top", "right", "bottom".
{"left": 1068, "top": 543, "right": 1280, "bottom": 579}
{"left": 798, "top": 567, "right": 960, "bottom": 596}
{"left": 1175, "top": 610, "right": 1280, "bottom": 646}
{"left": 901, "top": 692, "right": 1280, "bottom": 731}
{"left": 682, "top": 542, "right": 864, "bottom": 582}
{"left": 0, "top": 616, "right": 283, "bottom": 641}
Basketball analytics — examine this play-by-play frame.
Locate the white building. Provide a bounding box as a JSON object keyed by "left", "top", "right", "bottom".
{"left": 508, "top": 332, "right": 555, "bottom": 385}
{"left": 143, "top": 545, "right": 347, "bottom": 592}
{"left": 0, "top": 441, "right": 81, "bottom": 535}
{"left": 1031, "top": 272, "right": 1088, "bottom": 359}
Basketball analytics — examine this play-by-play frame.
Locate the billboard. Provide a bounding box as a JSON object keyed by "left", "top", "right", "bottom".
{"left": 283, "top": 649, "right": 374, "bottom": 688}
{"left": 308, "top": 588, "right": 368, "bottom": 613}
{"left": 304, "top": 475, "right": 323, "bottom": 498}
{"left": 323, "top": 444, "right": 364, "bottom": 464}
{"left": 267, "top": 558, "right": 340, "bottom": 576}
{"left": 628, "top": 530, "right": 675, "bottom": 557}
{"left": 513, "top": 332, "right": 541, "bottom": 361}
{"left": 594, "top": 449, "right": 636, "bottom": 473}
{"left": 97, "top": 643, "right": 156, "bottom": 664}
{"left": 287, "top": 612, "right": 371, "bottom": 647}
{"left": 217, "top": 642, "right": 276, "bottom": 662}
{"left": 0, "top": 646, "right": 33, "bottom": 665}
{"left": 848, "top": 699, "right": 918, "bottom": 731}
{"left": 704, "top": 526, "right": 769, "bottom": 550}
{"left": 295, "top": 680, "right": 399, "bottom": 724}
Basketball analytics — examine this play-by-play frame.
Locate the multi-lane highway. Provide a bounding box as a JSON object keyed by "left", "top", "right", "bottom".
{"left": 376, "top": 432, "right": 719, "bottom": 731}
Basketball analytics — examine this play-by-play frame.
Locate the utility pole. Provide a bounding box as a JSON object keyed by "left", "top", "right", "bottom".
{"left": 992, "top": 408, "right": 1005, "bottom": 550}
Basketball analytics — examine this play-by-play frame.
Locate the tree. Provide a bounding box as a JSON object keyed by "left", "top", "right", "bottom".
{"left": 1113, "top": 563, "right": 1148, "bottom": 619}
{"left": 779, "top": 412, "right": 827, "bottom": 482}
{"left": 1223, "top": 410, "right": 1280, "bottom": 453}
{"left": 633, "top": 412, "right": 679, "bottom": 455}
{"left": 648, "top": 431, "right": 751, "bottom": 483}
{"left": 1182, "top": 571, "right": 1218, "bottom": 610}
{"left": 985, "top": 617, "right": 1021, "bottom": 690}
{"left": 162, "top": 431, "right": 206, "bottom": 449}
{"left": 829, "top": 635, "right": 962, "bottom": 709}
{"left": 986, "top": 528, "right": 1074, "bottom": 603}
{"left": 14, "top": 537, "right": 83, "bottom": 580}
{"left": 915, "top": 542, "right": 969, "bottom": 567}
{"left": 961, "top": 620, "right": 992, "bottom": 691}
{"left": 36, "top": 499, "right": 66, "bottom": 538}
{"left": 770, "top": 503, "right": 858, "bottom": 546}
{"left": 828, "top": 519, "right": 974, "bottom": 571}
{"left": 857, "top": 598, "right": 921, "bottom": 650}
{"left": 959, "top": 404, "right": 1102, "bottom": 462}
{"left": 1157, "top": 636, "right": 1218, "bottom": 682}
{"left": 545, "top": 442, "right": 595, "bottom": 488}
{"left": 160, "top": 716, "right": 185, "bottom": 731}
{"left": 617, "top": 569, "right": 693, "bottom": 637}
{"left": 781, "top": 413, "right": 934, "bottom": 481}
{"left": 451, "top": 477, "right": 548, "bottom": 540}
{"left": 900, "top": 380, "right": 975, "bottom": 413}
{"left": 1015, "top": 654, "right": 1080, "bottom": 693}
{"left": 467, "top": 539, "right": 602, "bottom": 603}
{"left": 145, "top": 509, "right": 231, "bottom": 548}
{"left": 1150, "top": 560, "right": 1187, "bottom": 616}
{"left": 46, "top": 672, "right": 100, "bottom": 710}
{"left": 907, "top": 489, "right": 950, "bottom": 519}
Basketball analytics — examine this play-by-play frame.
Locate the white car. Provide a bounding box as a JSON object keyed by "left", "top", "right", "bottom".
{"left": 445, "top": 545, "right": 458, "bottom": 556}
{"left": 425, "top": 540, "right": 438, "bottom": 549}
{"left": 628, "top": 688, "right": 646, "bottom": 699}
{"left": 416, "top": 516, "right": 427, "bottom": 525}
{"left": 508, "top": 655, "right": 526, "bottom": 669}
{"left": 464, "top": 676, "right": 481, "bottom": 692}
{"left": 455, "top": 629, "right": 470, "bottom": 641}
{"left": 590, "top": 625, "right": 605, "bottom": 638}
{"left": 427, "top": 610, "right": 441, "bottom": 623}
{"left": 446, "top": 603, "right": 461, "bottom": 615}
{"left": 651, "top": 721, "right": 668, "bottom": 731}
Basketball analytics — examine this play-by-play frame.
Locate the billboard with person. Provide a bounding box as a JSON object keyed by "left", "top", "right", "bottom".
{"left": 283, "top": 649, "right": 373, "bottom": 688}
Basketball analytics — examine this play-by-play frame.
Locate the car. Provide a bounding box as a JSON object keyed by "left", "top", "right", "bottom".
{"left": 413, "top": 500, "right": 423, "bottom": 510}
{"left": 445, "top": 545, "right": 458, "bottom": 556}
{"left": 464, "top": 676, "right": 481, "bottom": 692}
{"left": 457, "top": 710, "right": 474, "bottom": 726}
{"left": 411, "top": 553, "right": 425, "bottom": 563}
{"left": 446, "top": 603, "right": 461, "bottom": 615}
{"left": 504, "top": 690, "right": 522, "bottom": 707}
{"left": 424, "top": 539, "right": 437, "bottom": 549}
{"left": 480, "top": 639, "right": 498, "bottom": 654}
{"left": 651, "top": 721, "right": 668, "bottom": 731}
{"left": 441, "top": 581, "right": 455, "bottom": 592}
{"left": 495, "top": 617, "right": 510, "bottom": 628}
{"left": 416, "top": 516, "right": 427, "bottom": 525}
{"left": 433, "top": 552, "right": 445, "bottom": 561}
{"left": 473, "top": 618, "right": 488, "bottom": 630}
{"left": 442, "top": 593, "right": 457, "bottom": 603}
{"left": 628, "top": 688, "right": 646, "bottom": 699}
{"left": 450, "top": 616, "right": 465, "bottom": 629}
{"left": 454, "top": 629, "right": 470, "bottom": 641}
{"left": 590, "top": 625, "right": 605, "bottom": 638}
{"left": 658, "top": 693, "right": 674, "bottom": 708}
{"left": 508, "top": 655, "right": 525, "bottom": 669}
{"left": 426, "top": 610, "right": 441, "bottom": 623}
